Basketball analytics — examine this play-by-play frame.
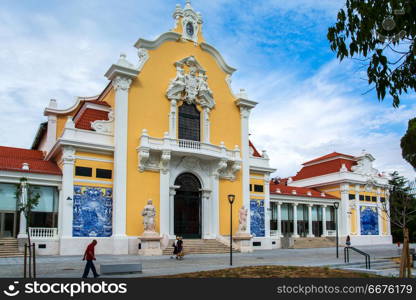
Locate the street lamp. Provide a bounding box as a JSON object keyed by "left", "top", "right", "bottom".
{"left": 333, "top": 201, "right": 339, "bottom": 258}
{"left": 228, "top": 194, "right": 235, "bottom": 266}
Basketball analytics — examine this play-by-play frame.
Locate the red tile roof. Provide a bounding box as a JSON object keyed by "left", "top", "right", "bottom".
{"left": 0, "top": 146, "right": 61, "bottom": 175}
{"left": 270, "top": 179, "right": 338, "bottom": 199}
{"left": 75, "top": 108, "right": 110, "bottom": 131}
{"left": 303, "top": 152, "right": 355, "bottom": 165}
{"left": 291, "top": 152, "right": 357, "bottom": 181}
{"left": 249, "top": 140, "right": 262, "bottom": 157}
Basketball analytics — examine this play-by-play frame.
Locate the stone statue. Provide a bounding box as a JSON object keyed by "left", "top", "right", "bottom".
{"left": 238, "top": 206, "right": 248, "bottom": 232}
{"left": 142, "top": 199, "right": 156, "bottom": 233}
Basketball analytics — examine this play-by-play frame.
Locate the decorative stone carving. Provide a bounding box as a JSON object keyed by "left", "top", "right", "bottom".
{"left": 141, "top": 199, "right": 157, "bottom": 235}
{"left": 137, "top": 48, "right": 149, "bottom": 71}
{"left": 62, "top": 146, "right": 76, "bottom": 163}
{"left": 91, "top": 110, "right": 114, "bottom": 135}
{"left": 138, "top": 148, "right": 150, "bottom": 172}
{"left": 166, "top": 56, "right": 214, "bottom": 109}
{"left": 181, "top": 0, "right": 202, "bottom": 44}
{"left": 181, "top": 157, "right": 201, "bottom": 170}
{"left": 160, "top": 150, "right": 171, "bottom": 174}
{"left": 112, "top": 76, "right": 132, "bottom": 91}
{"left": 351, "top": 154, "right": 379, "bottom": 177}
{"left": 214, "top": 158, "right": 228, "bottom": 178}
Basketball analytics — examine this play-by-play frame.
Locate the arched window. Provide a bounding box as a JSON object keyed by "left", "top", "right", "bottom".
{"left": 178, "top": 103, "right": 200, "bottom": 141}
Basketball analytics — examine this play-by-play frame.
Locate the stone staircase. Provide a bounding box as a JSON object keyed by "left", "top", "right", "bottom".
{"left": 162, "top": 239, "right": 238, "bottom": 255}
{"left": 291, "top": 237, "right": 336, "bottom": 249}
{"left": 0, "top": 238, "right": 22, "bottom": 257}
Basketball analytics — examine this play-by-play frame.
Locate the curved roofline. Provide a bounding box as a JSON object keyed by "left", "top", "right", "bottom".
{"left": 44, "top": 95, "right": 100, "bottom": 116}
{"left": 134, "top": 31, "right": 237, "bottom": 75}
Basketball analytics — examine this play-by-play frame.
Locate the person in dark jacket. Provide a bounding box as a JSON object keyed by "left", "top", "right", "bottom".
{"left": 82, "top": 240, "right": 99, "bottom": 278}
{"left": 176, "top": 236, "right": 184, "bottom": 260}
{"left": 171, "top": 236, "right": 179, "bottom": 259}
{"left": 346, "top": 235, "right": 351, "bottom": 247}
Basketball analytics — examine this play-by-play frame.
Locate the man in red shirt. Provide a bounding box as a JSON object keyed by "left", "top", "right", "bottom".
{"left": 82, "top": 240, "right": 99, "bottom": 278}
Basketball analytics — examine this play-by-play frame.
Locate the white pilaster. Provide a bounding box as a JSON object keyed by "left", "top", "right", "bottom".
{"left": 264, "top": 174, "right": 271, "bottom": 238}
{"left": 111, "top": 76, "right": 132, "bottom": 245}
{"left": 169, "top": 99, "right": 177, "bottom": 138}
{"left": 201, "top": 190, "right": 212, "bottom": 238}
{"left": 340, "top": 183, "right": 350, "bottom": 236}
{"left": 211, "top": 174, "right": 220, "bottom": 236}
{"left": 169, "top": 186, "right": 178, "bottom": 236}
{"left": 321, "top": 205, "right": 327, "bottom": 237}
{"left": 203, "top": 108, "right": 210, "bottom": 143}
{"left": 104, "top": 54, "right": 138, "bottom": 254}
{"left": 60, "top": 146, "right": 75, "bottom": 239}
{"left": 376, "top": 188, "right": 383, "bottom": 236}
{"left": 355, "top": 184, "right": 361, "bottom": 236}
{"left": 386, "top": 193, "right": 391, "bottom": 235}
{"left": 277, "top": 201, "right": 283, "bottom": 237}
{"left": 160, "top": 170, "right": 170, "bottom": 236}
{"left": 307, "top": 204, "right": 314, "bottom": 237}
{"left": 45, "top": 114, "right": 57, "bottom": 152}
{"left": 235, "top": 98, "right": 257, "bottom": 234}
{"left": 17, "top": 181, "right": 28, "bottom": 239}
{"left": 292, "top": 203, "right": 299, "bottom": 238}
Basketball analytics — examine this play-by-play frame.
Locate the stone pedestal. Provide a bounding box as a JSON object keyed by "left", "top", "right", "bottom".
{"left": 233, "top": 233, "right": 253, "bottom": 253}
{"left": 138, "top": 233, "right": 162, "bottom": 256}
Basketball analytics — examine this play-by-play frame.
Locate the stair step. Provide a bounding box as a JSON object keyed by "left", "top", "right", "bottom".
{"left": 162, "top": 239, "right": 238, "bottom": 255}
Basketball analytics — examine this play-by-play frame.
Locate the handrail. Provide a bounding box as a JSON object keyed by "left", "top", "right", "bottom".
{"left": 344, "top": 246, "right": 371, "bottom": 269}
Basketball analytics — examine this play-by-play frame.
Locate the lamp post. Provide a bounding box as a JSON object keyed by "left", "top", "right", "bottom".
{"left": 228, "top": 194, "right": 235, "bottom": 266}
{"left": 333, "top": 201, "right": 339, "bottom": 258}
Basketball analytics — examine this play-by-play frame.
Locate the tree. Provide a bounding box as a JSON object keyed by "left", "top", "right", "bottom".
{"left": 401, "top": 117, "right": 416, "bottom": 169}
{"left": 15, "top": 178, "right": 40, "bottom": 251}
{"left": 327, "top": 0, "right": 416, "bottom": 108}
{"left": 382, "top": 171, "right": 416, "bottom": 278}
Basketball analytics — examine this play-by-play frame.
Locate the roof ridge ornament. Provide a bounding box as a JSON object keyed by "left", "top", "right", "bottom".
{"left": 172, "top": 1, "right": 202, "bottom": 44}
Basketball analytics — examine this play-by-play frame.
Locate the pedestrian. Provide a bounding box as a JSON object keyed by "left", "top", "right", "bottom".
{"left": 346, "top": 235, "right": 351, "bottom": 247}
{"left": 176, "top": 236, "right": 184, "bottom": 260}
{"left": 82, "top": 240, "right": 100, "bottom": 278}
{"left": 171, "top": 236, "right": 179, "bottom": 259}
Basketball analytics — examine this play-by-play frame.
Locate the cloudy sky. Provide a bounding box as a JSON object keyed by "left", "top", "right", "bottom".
{"left": 0, "top": 0, "right": 415, "bottom": 179}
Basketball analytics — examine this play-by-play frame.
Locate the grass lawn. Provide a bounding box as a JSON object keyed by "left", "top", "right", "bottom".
{"left": 152, "top": 265, "right": 382, "bottom": 278}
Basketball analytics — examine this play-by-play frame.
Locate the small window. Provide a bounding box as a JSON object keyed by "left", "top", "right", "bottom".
{"left": 359, "top": 195, "right": 364, "bottom": 201}
{"left": 380, "top": 197, "right": 386, "bottom": 203}
{"left": 249, "top": 184, "right": 253, "bottom": 192}
{"left": 365, "top": 195, "right": 371, "bottom": 201}
{"left": 254, "top": 185, "right": 264, "bottom": 193}
{"left": 349, "top": 194, "right": 355, "bottom": 200}
{"left": 371, "top": 196, "right": 377, "bottom": 202}
{"left": 96, "top": 169, "right": 112, "bottom": 179}
{"left": 75, "top": 166, "right": 92, "bottom": 177}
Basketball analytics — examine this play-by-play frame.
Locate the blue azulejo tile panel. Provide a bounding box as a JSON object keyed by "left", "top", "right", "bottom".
{"left": 73, "top": 186, "right": 113, "bottom": 237}
{"left": 360, "top": 206, "right": 379, "bottom": 235}
{"left": 250, "top": 199, "right": 265, "bottom": 237}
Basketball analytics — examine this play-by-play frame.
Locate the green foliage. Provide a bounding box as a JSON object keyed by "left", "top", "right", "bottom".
{"left": 387, "top": 172, "right": 416, "bottom": 241}
{"left": 327, "top": 0, "right": 416, "bottom": 107}
{"left": 401, "top": 118, "right": 416, "bottom": 169}
{"left": 15, "top": 178, "right": 40, "bottom": 227}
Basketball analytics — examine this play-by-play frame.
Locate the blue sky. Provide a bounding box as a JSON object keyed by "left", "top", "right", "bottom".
{"left": 0, "top": 0, "right": 415, "bottom": 179}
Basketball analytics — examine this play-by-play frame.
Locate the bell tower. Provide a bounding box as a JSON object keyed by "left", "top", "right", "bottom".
{"left": 172, "top": 0, "right": 204, "bottom": 44}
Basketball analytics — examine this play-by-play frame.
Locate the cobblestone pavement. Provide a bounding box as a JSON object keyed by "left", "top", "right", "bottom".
{"left": 0, "top": 244, "right": 408, "bottom": 278}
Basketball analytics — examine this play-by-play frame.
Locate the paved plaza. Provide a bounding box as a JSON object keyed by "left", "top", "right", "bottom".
{"left": 0, "top": 244, "right": 411, "bottom": 278}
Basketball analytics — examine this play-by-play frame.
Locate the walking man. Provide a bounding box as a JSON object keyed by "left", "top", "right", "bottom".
{"left": 82, "top": 240, "right": 100, "bottom": 278}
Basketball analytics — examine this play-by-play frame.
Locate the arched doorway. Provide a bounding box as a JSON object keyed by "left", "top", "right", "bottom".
{"left": 174, "top": 173, "right": 202, "bottom": 239}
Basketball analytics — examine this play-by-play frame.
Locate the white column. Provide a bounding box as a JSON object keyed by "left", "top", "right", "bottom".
{"left": 211, "top": 174, "right": 220, "bottom": 236}
{"left": 169, "top": 99, "right": 177, "bottom": 138}
{"left": 307, "top": 204, "right": 314, "bottom": 237}
{"left": 264, "top": 175, "right": 271, "bottom": 238}
{"left": 201, "top": 190, "right": 212, "bottom": 238}
{"left": 45, "top": 114, "right": 57, "bottom": 152}
{"left": 60, "top": 146, "right": 75, "bottom": 239}
{"left": 203, "top": 107, "right": 210, "bottom": 143}
{"left": 240, "top": 107, "right": 251, "bottom": 234}
{"left": 292, "top": 203, "right": 299, "bottom": 238}
{"left": 169, "top": 187, "right": 178, "bottom": 237}
{"left": 340, "top": 183, "right": 350, "bottom": 236}
{"left": 112, "top": 76, "right": 132, "bottom": 254}
{"left": 277, "top": 201, "right": 283, "bottom": 237}
{"left": 159, "top": 168, "right": 170, "bottom": 236}
{"left": 17, "top": 181, "right": 28, "bottom": 239}
{"left": 321, "top": 205, "right": 327, "bottom": 237}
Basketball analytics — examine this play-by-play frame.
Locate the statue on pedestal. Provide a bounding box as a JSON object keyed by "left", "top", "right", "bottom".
{"left": 141, "top": 199, "right": 156, "bottom": 234}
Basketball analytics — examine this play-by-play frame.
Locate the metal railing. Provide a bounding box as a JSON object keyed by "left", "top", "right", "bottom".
{"left": 344, "top": 246, "right": 371, "bottom": 269}
{"left": 29, "top": 227, "right": 58, "bottom": 239}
